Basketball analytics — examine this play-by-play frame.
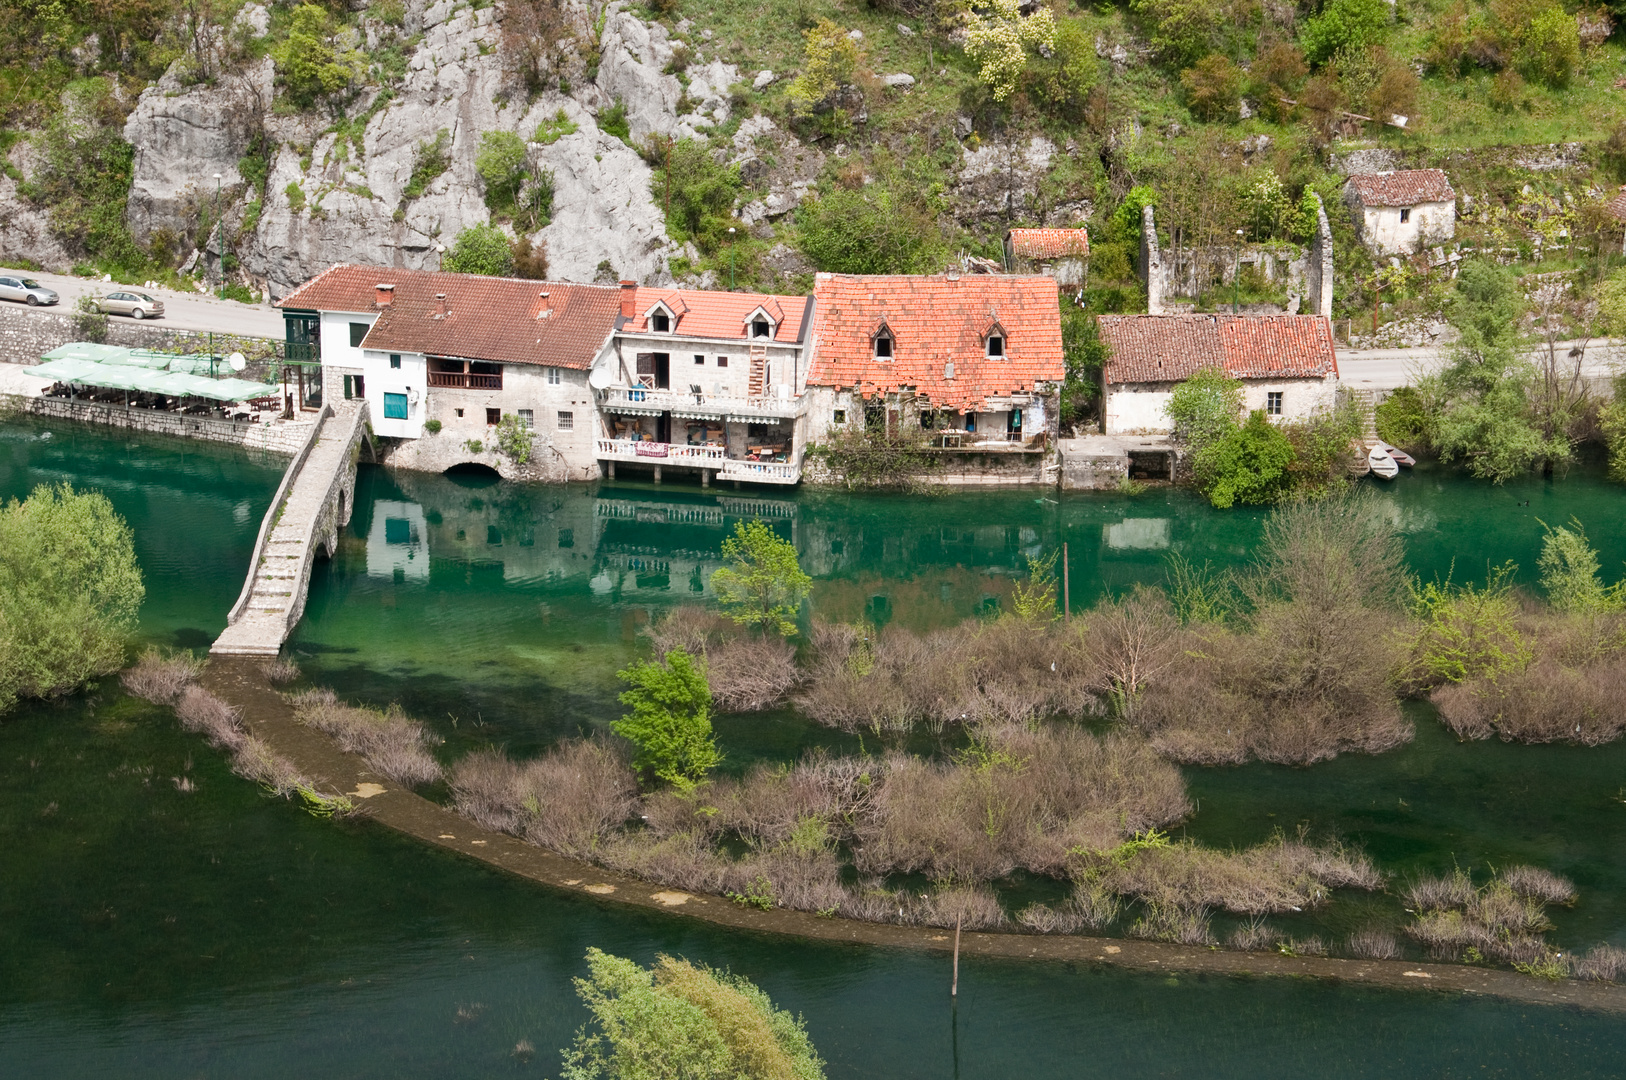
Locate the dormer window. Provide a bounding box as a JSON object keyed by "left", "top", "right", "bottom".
{"left": 874, "top": 331, "right": 893, "bottom": 359}
{"left": 987, "top": 334, "right": 1005, "bottom": 357}
{"left": 652, "top": 312, "right": 671, "bottom": 333}
{"left": 751, "top": 319, "right": 771, "bottom": 339}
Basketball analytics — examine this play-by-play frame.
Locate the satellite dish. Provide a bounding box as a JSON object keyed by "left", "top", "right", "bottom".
{"left": 228, "top": 352, "right": 247, "bottom": 372}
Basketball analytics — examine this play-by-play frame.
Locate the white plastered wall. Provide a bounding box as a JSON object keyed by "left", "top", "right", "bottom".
{"left": 1359, "top": 200, "right": 1456, "bottom": 256}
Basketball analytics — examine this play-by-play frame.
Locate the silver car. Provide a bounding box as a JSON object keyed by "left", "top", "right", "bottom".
{"left": 0, "top": 274, "right": 59, "bottom": 306}
{"left": 95, "top": 291, "right": 165, "bottom": 320}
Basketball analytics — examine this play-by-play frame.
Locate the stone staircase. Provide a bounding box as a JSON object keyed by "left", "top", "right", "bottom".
{"left": 212, "top": 400, "right": 368, "bottom": 656}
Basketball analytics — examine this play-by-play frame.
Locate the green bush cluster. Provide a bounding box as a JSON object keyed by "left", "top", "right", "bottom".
{"left": 443, "top": 223, "right": 515, "bottom": 276}
{"left": 270, "top": 4, "right": 363, "bottom": 107}
{"left": 614, "top": 650, "right": 719, "bottom": 792}
{"left": 649, "top": 138, "right": 741, "bottom": 254}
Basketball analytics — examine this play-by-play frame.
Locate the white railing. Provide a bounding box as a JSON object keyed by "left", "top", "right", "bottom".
{"left": 719, "top": 460, "right": 800, "bottom": 483}
{"left": 599, "top": 385, "right": 801, "bottom": 419}
{"left": 595, "top": 438, "right": 727, "bottom": 464}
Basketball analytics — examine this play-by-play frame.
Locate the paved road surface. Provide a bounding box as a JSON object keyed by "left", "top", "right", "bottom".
{"left": 0, "top": 266, "right": 284, "bottom": 339}
{"left": 1337, "top": 339, "right": 1622, "bottom": 390}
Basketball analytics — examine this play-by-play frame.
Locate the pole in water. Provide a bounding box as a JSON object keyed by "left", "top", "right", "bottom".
{"left": 1062, "top": 541, "right": 1071, "bottom": 621}
{"left": 951, "top": 911, "right": 962, "bottom": 997}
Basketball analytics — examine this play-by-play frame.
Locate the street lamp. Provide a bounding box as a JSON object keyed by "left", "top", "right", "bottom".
{"left": 1233, "top": 228, "right": 1244, "bottom": 314}
{"left": 213, "top": 173, "right": 224, "bottom": 300}
{"left": 727, "top": 227, "right": 737, "bottom": 291}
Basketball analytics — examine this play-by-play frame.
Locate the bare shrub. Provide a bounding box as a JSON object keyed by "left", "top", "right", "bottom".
{"left": 1433, "top": 653, "right": 1626, "bottom": 746}
{"left": 1230, "top": 917, "right": 1283, "bottom": 952}
{"left": 1405, "top": 869, "right": 1477, "bottom": 912}
{"left": 1574, "top": 944, "right": 1626, "bottom": 982}
{"left": 448, "top": 739, "right": 638, "bottom": 857}
{"left": 840, "top": 881, "right": 1007, "bottom": 930}
{"left": 709, "top": 753, "right": 876, "bottom": 850}
{"left": 1093, "top": 834, "right": 1381, "bottom": 915}
{"left": 1018, "top": 903, "right": 1085, "bottom": 934}
{"left": 1404, "top": 872, "right": 1559, "bottom": 963}
{"left": 1347, "top": 928, "right": 1402, "bottom": 960}
{"left": 1070, "top": 880, "right": 1123, "bottom": 930}
{"left": 289, "top": 688, "right": 444, "bottom": 787}
{"left": 850, "top": 727, "right": 1190, "bottom": 881}
{"left": 235, "top": 735, "right": 304, "bottom": 796}
{"left": 707, "top": 634, "right": 799, "bottom": 712}
{"left": 1128, "top": 902, "right": 1215, "bottom": 946}
{"left": 261, "top": 658, "right": 300, "bottom": 684}
{"left": 1502, "top": 865, "right": 1577, "bottom": 906}
{"left": 723, "top": 848, "right": 846, "bottom": 913}
{"left": 1288, "top": 935, "right": 1327, "bottom": 956}
{"left": 647, "top": 606, "right": 731, "bottom": 659}
{"left": 175, "top": 685, "right": 248, "bottom": 752}
{"left": 1080, "top": 586, "right": 1180, "bottom": 715}
{"left": 599, "top": 830, "right": 731, "bottom": 893}
{"left": 121, "top": 648, "right": 205, "bottom": 705}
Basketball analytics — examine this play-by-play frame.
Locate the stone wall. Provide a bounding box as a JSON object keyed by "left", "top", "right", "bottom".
{"left": 0, "top": 304, "right": 280, "bottom": 365}
{"left": 3, "top": 394, "right": 312, "bottom": 456}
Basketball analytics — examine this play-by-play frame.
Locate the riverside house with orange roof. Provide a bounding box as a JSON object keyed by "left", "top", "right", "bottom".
{"left": 587, "top": 282, "right": 815, "bottom": 486}
{"left": 1343, "top": 169, "right": 1456, "bottom": 256}
{"left": 1004, "top": 228, "right": 1090, "bottom": 289}
{"left": 1096, "top": 313, "right": 1341, "bottom": 438}
{"left": 804, "top": 273, "right": 1064, "bottom": 484}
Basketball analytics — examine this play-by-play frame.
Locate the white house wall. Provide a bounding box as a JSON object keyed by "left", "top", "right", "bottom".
{"left": 318, "top": 310, "right": 376, "bottom": 370}
{"left": 359, "top": 348, "right": 428, "bottom": 439}
{"left": 423, "top": 363, "right": 600, "bottom": 479}
{"left": 1106, "top": 376, "right": 1339, "bottom": 435}
{"left": 1359, "top": 199, "right": 1455, "bottom": 256}
{"left": 1240, "top": 376, "right": 1339, "bottom": 420}
{"left": 1104, "top": 386, "right": 1175, "bottom": 434}
{"left": 609, "top": 337, "right": 806, "bottom": 397}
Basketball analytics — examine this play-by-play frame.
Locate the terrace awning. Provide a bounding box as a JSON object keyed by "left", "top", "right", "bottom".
{"left": 23, "top": 360, "right": 275, "bottom": 401}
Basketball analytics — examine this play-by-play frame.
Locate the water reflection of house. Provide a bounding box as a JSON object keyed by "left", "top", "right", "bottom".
{"left": 803, "top": 273, "right": 1063, "bottom": 485}
{"left": 590, "top": 490, "right": 802, "bottom": 598}
{"left": 366, "top": 499, "right": 428, "bottom": 580}
{"left": 1104, "top": 518, "right": 1171, "bottom": 550}
{"left": 590, "top": 283, "right": 814, "bottom": 487}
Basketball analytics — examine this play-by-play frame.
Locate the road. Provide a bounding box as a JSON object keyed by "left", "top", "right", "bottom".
{"left": 1338, "top": 339, "right": 1623, "bottom": 390}
{"left": 0, "top": 266, "right": 285, "bottom": 339}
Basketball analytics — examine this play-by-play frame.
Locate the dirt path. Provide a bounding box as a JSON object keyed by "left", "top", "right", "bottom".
{"left": 199, "top": 657, "right": 1626, "bottom": 1015}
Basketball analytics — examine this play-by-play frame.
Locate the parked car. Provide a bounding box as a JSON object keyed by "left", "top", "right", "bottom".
{"left": 0, "top": 275, "right": 59, "bottom": 306}
{"left": 95, "top": 291, "right": 165, "bottom": 320}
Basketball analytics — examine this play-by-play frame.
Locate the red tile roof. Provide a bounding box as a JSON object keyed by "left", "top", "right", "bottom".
{"left": 807, "top": 273, "right": 1063, "bottom": 410}
{"left": 1347, "top": 169, "right": 1456, "bottom": 208}
{"left": 1098, "top": 314, "right": 1339, "bottom": 384}
{"left": 1008, "top": 228, "right": 1090, "bottom": 259}
{"left": 277, "top": 264, "right": 621, "bottom": 370}
{"left": 1605, "top": 189, "right": 1626, "bottom": 223}
{"left": 626, "top": 286, "right": 811, "bottom": 342}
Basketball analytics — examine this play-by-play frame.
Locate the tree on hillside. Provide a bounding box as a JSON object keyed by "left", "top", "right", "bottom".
{"left": 443, "top": 223, "right": 515, "bottom": 276}
{"left": 559, "top": 948, "right": 827, "bottom": 1080}
{"left": 795, "top": 181, "right": 946, "bottom": 276}
{"left": 270, "top": 4, "right": 363, "bottom": 107}
{"left": 0, "top": 483, "right": 144, "bottom": 713}
{"left": 711, "top": 520, "right": 812, "bottom": 637}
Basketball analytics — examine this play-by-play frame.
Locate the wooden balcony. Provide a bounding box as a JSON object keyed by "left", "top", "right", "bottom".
{"left": 427, "top": 370, "right": 502, "bottom": 390}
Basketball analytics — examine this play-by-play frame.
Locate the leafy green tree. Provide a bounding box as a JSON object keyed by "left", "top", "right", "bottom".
{"left": 1180, "top": 55, "right": 1242, "bottom": 122}
{"left": 786, "top": 18, "right": 858, "bottom": 116}
{"left": 1538, "top": 520, "right": 1622, "bottom": 613}
{"left": 1600, "top": 373, "right": 1626, "bottom": 483}
{"left": 711, "top": 521, "right": 811, "bottom": 636}
{"left": 1166, "top": 367, "right": 1244, "bottom": 450}
{"left": 270, "top": 4, "right": 361, "bottom": 107}
{"left": 0, "top": 483, "right": 144, "bottom": 713}
{"left": 650, "top": 138, "right": 741, "bottom": 254}
{"left": 1301, "top": 0, "right": 1390, "bottom": 65}
{"left": 796, "top": 182, "right": 945, "bottom": 275}
{"left": 475, "top": 130, "right": 528, "bottom": 212}
{"left": 1196, "top": 409, "right": 1297, "bottom": 508}
{"left": 1374, "top": 385, "right": 1435, "bottom": 451}
{"left": 1130, "top": 0, "right": 1255, "bottom": 68}
{"left": 1060, "top": 304, "right": 1108, "bottom": 425}
{"left": 443, "top": 223, "right": 515, "bottom": 276}
{"left": 559, "top": 948, "right": 827, "bottom": 1080}
{"left": 1500, "top": 0, "right": 1581, "bottom": 88}
{"left": 964, "top": 0, "right": 1056, "bottom": 102}
{"left": 613, "top": 650, "right": 719, "bottom": 791}
{"left": 22, "top": 80, "right": 144, "bottom": 270}
{"left": 1029, "top": 20, "right": 1099, "bottom": 121}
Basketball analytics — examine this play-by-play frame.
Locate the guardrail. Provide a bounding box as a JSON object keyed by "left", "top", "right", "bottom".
{"left": 224, "top": 402, "right": 331, "bottom": 627}
{"left": 599, "top": 385, "right": 801, "bottom": 419}
{"left": 595, "top": 438, "right": 728, "bottom": 463}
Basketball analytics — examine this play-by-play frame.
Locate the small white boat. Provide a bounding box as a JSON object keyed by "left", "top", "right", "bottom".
{"left": 1376, "top": 439, "right": 1416, "bottom": 467}
{"left": 1368, "top": 444, "right": 1399, "bottom": 480}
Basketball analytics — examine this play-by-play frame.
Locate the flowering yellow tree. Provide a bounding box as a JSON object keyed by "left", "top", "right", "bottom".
{"left": 965, "top": 0, "right": 1056, "bottom": 101}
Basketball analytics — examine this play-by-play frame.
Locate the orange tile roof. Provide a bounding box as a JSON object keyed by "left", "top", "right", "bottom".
{"left": 1605, "top": 189, "right": 1626, "bottom": 223}
{"left": 277, "top": 264, "right": 621, "bottom": 370}
{"left": 625, "top": 287, "right": 812, "bottom": 343}
{"left": 1347, "top": 169, "right": 1455, "bottom": 208}
{"left": 807, "top": 273, "right": 1064, "bottom": 410}
{"left": 1008, "top": 228, "right": 1090, "bottom": 258}
{"left": 1099, "top": 314, "right": 1339, "bottom": 384}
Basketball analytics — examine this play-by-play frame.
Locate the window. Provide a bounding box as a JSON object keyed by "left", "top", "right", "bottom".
{"left": 389, "top": 353, "right": 401, "bottom": 369}
{"left": 486, "top": 407, "right": 501, "bottom": 425}
{"left": 875, "top": 333, "right": 893, "bottom": 359}
{"left": 384, "top": 518, "right": 411, "bottom": 544}
{"left": 833, "top": 409, "right": 847, "bottom": 424}
{"left": 652, "top": 312, "right": 670, "bottom": 332}
{"left": 558, "top": 528, "right": 574, "bottom": 548}
{"left": 694, "top": 353, "right": 705, "bottom": 365}
{"left": 557, "top": 410, "right": 574, "bottom": 430}
{"left": 752, "top": 319, "right": 770, "bottom": 338}
{"left": 716, "top": 355, "right": 727, "bottom": 368}
{"left": 546, "top": 367, "right": 561, "bottom": 385}
{"left": 1399, "top": 207, "right": 1411, "bottom": 223}
{"left": 987, "top": 335, "right": 1005, "bottom": 357}
{"left": 383, "top": 392, "right": 408, "bottom": 419}
{"left": 454, "top": 408, "right": 464, "bottom": 418}
{"left": 349, "top": 322, "right": 368, "bottom": 347}
{"left": 1266, "top": 391, "right": 1283, "bottom": 415}
{"left": 517, "top": 409, "right": 534, "bottom": 430}
{"left": 354, "top": 375, "right": 364, "bottom": 398}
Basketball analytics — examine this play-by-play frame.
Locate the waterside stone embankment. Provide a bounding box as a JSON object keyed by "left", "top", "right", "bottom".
{"left": 198, "top": 655, "right": 1626, "bottom": 1016}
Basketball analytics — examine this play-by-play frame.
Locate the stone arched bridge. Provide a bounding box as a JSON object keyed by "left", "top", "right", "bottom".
{"left": 212, "top": 400, "right": 371, "bottom": 656}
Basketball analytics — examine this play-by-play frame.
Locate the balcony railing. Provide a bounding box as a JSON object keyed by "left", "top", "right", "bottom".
{"left": 428, "top": 371, "right": 502, "bottom": 390}
{"left": 595, "top": 439, "right": 800, "bottom": 484}
{"left": 599, "top": 385, "right": 801, "bottom": 420}
{"left": 719, "top": 460, "right": 799, "bottom": 483}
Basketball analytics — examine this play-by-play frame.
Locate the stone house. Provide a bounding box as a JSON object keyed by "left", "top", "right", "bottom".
{"left": 1097, "top": 313, "right": 1340, "bottom": 436}
{"left": 588, "top": 283, "right": 815, "bottom": 486}
{"left": 1004, "top": 228, "right": 1090, "bottom": 289}
{"left": 277, "top": 265, "right": 621, "bottom": 481}
{"left": 1603, "top": 187, "right": 1626, "bottom": 255}
{"left": 1343, "top": 169, "right": 1456, "bottom": 256}
{"left": 803, "top": 273, "right": 1063, "bottom": 483}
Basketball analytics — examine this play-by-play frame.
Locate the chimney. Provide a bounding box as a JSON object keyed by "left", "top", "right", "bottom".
{"left": 434, "top": 293, "right": 447, "bottom": 318}
{"left": 619, "top": 279, "right": 638, "bottom": 319}
{"left": 537, "top": 290, "right": 552, "bottom": 318}
{"left": 375, "top": 283, "right": 395, "bottom": 306}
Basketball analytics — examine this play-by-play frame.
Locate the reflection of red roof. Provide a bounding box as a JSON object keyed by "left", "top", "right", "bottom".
{"left": 1347, "top": 169, "right": 1455, "bottom": 207}
{"left": 278, "top": 264, "right": 620, "bottom": 369}
{"left": 807, "top": 273, "right": 1063, "bottom": 410}
{"left": 1007, "top": 228, "right": 1090, "bottom": 258}
{"left": 625, "top": 286, "right": 811, "bottom": 342}
{"left": 1099, "top": 314, "right": 1339, "bottom": 384}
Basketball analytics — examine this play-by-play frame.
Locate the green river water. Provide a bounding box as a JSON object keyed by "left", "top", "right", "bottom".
{"left": 2, "top": 414, "right": 1625, "bottom": 1077}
